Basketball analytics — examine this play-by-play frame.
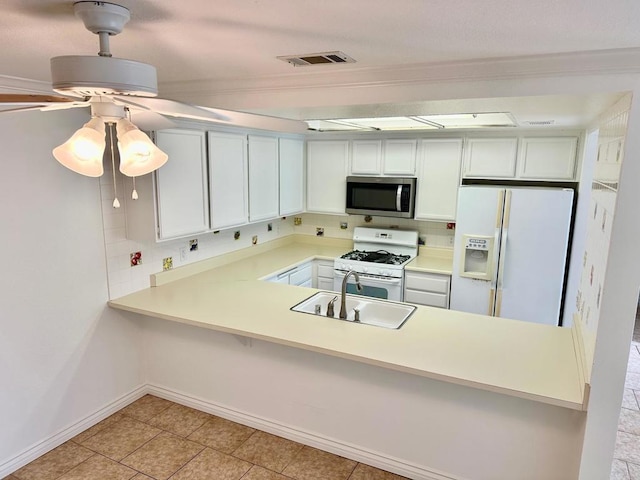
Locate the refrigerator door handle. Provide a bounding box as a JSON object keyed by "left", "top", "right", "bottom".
{"left": 491, "top": 189, "right": 506, "bottom": 288}
{"left": 488, "top": 288, "right": 496, "bottom": 316}
{"left": 495, "top": 190, "right": 512, "bottom": 315}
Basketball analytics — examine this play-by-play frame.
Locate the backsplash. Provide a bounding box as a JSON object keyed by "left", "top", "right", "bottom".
{"left": 100, "top": 163, "right": 454, "bottom": 299}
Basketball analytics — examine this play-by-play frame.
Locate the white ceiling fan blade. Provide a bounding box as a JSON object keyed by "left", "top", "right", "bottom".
{"left": 128, "top": 109, "right": 178, "bottom": 130}
{"left": 201, "top": 107, "right": 309, "bottom": 133}
{"left": 113, "top": 96, "right": 230, "bottom": 123}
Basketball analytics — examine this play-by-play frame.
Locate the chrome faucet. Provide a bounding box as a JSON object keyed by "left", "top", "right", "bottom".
{"left": 340, "top": 271, "right": 362, "bottom": 319}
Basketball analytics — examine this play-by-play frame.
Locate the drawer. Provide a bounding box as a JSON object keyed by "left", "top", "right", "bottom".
{"left": 289, "top": 264, "right": 312, "bottom": 286}
{"left": 317, "top": 264, "right": 334, "bottom": 279}
{"left": 404, "top": 272, "right": 450, "bottom": 294}
{"left": 404, "top": 289, "right": 448, "bottom": 308}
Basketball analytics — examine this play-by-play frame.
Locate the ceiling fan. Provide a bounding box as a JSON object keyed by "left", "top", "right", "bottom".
{"left": 0, "top": 1, "right": 307, "bottom": 185}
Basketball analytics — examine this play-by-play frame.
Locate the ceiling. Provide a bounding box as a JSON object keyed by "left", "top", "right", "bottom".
{"left": 1, "top": 0, "right": 638, "bottom": 127}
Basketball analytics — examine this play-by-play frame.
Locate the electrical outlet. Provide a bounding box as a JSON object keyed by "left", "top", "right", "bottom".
{"left": 180, "top": 246, "right": 187, "bottom": 261}
{"left": 448, "top": 235, "right": 455, "bottom": 246}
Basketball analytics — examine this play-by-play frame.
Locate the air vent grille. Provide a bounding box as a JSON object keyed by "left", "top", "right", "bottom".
{"left": 278, "top": 51, "right": 356, "bottom": 67}
{"left": 525, "top": 120, "right": 555, "bottom": 126}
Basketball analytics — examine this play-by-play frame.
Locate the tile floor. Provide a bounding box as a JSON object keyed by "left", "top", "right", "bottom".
{"left": 611, "top": 314, "right": 640, "bottom": 479}
{"left": 5, "top": 395, "right": 407, "bottom": 480}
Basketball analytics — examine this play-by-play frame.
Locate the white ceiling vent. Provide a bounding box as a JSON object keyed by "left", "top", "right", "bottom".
{"left": 277, "top": 51, "right": 356, "bottom": 67}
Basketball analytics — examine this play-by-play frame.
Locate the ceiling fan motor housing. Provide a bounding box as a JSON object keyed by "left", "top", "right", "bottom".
{"left": 51, "top": 55, "right": 158, "bottom": 97}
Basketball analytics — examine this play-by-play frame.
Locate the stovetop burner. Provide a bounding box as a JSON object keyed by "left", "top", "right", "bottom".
{"left": 340, "top": 249, "right": 411, "bottom": 265}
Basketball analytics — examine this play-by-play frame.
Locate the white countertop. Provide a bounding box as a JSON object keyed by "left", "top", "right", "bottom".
{"left": 108, "top": 234, "right": 586, "bottom": 411}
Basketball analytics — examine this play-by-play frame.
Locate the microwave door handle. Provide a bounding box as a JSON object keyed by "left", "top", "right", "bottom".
{"left": 396, "top": 185, "right": 402, "bottom": 211}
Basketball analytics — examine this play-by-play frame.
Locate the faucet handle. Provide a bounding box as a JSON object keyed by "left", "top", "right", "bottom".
{"left": 326, "top": 296, "right": 338, "bottom": 317}
{"left": 353, "top": 308, "right": 360, "bottom": 323}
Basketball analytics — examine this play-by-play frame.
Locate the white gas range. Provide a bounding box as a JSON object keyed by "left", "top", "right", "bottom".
{"left": 334, "top": 227, "right": 419, "bottom": 301}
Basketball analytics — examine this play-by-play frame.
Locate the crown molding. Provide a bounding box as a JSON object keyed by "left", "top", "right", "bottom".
{"left": 158, "top": 47, "right": 640, "bottom": 106}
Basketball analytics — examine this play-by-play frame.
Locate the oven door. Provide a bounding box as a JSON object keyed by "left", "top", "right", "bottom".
{"left": 333, "top": 270, "right": 403, "bottom": 302}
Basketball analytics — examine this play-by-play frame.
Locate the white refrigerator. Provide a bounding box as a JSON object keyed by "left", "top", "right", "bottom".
{"left": 450, "top": 186, "right": 574, "bottom": 326}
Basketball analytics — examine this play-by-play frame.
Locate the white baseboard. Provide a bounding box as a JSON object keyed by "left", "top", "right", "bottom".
{"left": 0, "top": 385, "right": 147, "bottom": 478}
{"left": 147, "top": 384, "right": 461, "bottom": 480}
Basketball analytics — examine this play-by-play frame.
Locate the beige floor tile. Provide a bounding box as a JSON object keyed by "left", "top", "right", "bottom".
{"left": 628, "top": 462, "right": 640, "bottom": 480}
{"left": 232, "top": 431, "right": 304, "bottom": 473}
{"left": 120, "top": 395, "right": 174, "bottom": 422}
{"left": 13, "top": 442, "right": 94, "bottom": 480}
{"left": 627, "top": 373, "right": 640, "bottom": 390}
{"left": 131, "top": 475, "right": 154, "bottom": 480}
{"left": 170, "top": 448, "right": 252, "bottom": 480}
{"left": 147, "top": 403, "right": 210, "bottom": 437}
{"left": 624, "top": 390, "right": 640, "bottom": 411}
{"left": 188, "top": 416, "right": 255, "bottom": 454}
{"left": 56, "top": 454, "right": 137, "bottom": 480}
{"left": 612, "top": 460, "right": 631, "bottom": 480}
{"left": 240, "top": 465, "right": 293, "bottom": 480}
{"left": 620, "top": 409, "right": 640, "bottom": 435}
{"left": 73, "top": 412, "right": 125, "bottom": 444}
{"left": 347, "top": 463, "right": 409, "bottom": 480}
{"left": 282, "top": 446, "right": 357, "bottom": 480}
{"left": 79, "top": 416, "right": 161, "bottom": 461}
{"left": 121, "top": 431, "right": 204, "bottom": 480}
{"left": 616, "top": 432, "right": 640, "bottom": 465}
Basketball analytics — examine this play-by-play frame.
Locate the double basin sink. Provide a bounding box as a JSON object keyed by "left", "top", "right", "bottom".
{"left": 290, "top": 291, "right": 416, "bottom": 329}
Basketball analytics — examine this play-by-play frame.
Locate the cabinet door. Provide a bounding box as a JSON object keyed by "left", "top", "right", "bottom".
{"left": 155, "top": 130, "right": 209, "bottom": 239}
{"left": 415, "top": 139, "right": 463, "bottom": 222}
{"left": 463, "top": 138, "right": 518, "bottom": 178}
{"left": 248, "top": 135, "right": 279, "bottom": 222}
{"left": 351, "top": 140, "right": 382, "bottom": 175}
{"left": 306, "top": 140, "right": 349, "bottom": 214}
{"left": 208, "top": 131, "right": 248, "bottom": 230}
{"left": 518, "top": 137, "right": 578, "bottom": 180}
{"left": 279, "top": 138, "right": 304, "bottom": 216}
{"left": 383, "top": 139, "right": 417, "bottom": 175}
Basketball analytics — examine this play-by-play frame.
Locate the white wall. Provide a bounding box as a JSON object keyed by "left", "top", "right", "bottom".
{"left": 142, "top": 316, "right": 585, "bottom": 480}
{"left": 0, "top": 109, "right": 144, "bottom": 474}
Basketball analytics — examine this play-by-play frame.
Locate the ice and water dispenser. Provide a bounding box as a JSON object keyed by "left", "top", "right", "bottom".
{"left": 459, "top": 235, "right": 494, "bottom": 280}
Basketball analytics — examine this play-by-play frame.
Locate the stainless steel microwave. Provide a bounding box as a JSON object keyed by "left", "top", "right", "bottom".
{"left": 345, "top": 176, "right": 416, "bottom": 218}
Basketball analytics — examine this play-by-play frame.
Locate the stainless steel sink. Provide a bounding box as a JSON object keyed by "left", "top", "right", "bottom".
{"left": 290, "top": 291, "right": 416, "bottom": 329}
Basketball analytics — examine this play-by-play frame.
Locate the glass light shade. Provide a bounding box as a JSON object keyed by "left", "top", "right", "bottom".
{"left": 52, "top": 117, "right": 106, "bottom": 177}
{"left": 116, "top": 118, "right": 168, "bottom": 177}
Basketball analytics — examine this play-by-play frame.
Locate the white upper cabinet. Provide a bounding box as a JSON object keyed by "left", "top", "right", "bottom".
{"left": 279, "top": 137, "right": 305, "bottom": 216}
{"left": 415, "top": 139, "right": 463, "bottom": 222}
{"left": 463, "top": 138, "right": 519, "bottom": 178}
{"left": 307, "top": 140, "right": 349, "bottom": 214}
{"left": 248, "top": 135, "right": 279, "bottom": 222}
{"left": 208, "top": 131, "right": 249, "bottom": 230}
{"left": 154, "top": 129, "right": 209, "bottom": 239}
{"left": 518, "top": 137, "right": 578, "bottom": 180}
{"left": 351, "top": 140, "right": 382, "bottom": 175}
{"left": 382, "top": 139, "right": 417, "bottom": 175}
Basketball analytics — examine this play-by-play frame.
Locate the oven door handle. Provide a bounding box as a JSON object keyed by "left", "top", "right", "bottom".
{"left": 396, "top": 185, "right": 402, "bottom": 211}
{"left": 334, "top": 270, "right": 402, "bottom": 285}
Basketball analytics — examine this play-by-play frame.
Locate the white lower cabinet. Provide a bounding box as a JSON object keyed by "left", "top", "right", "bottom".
{"left": 265, "top": 262, "right": 313, "bottom": 286}
{"left": 208, "top": 131, "right": 249, "bottom": 230}
{"left": 403, "top": 271, "right": 450, "bottom": 308}
{"left": 314, "top": 259, "right": 336, "bottom": 291}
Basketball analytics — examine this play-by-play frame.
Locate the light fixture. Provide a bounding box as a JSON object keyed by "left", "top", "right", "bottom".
{"left": 116, "top": 118, "right": 168, "bottom": 177}
{"left": 52, "top": 117, "right": 106, "bottom": 177}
